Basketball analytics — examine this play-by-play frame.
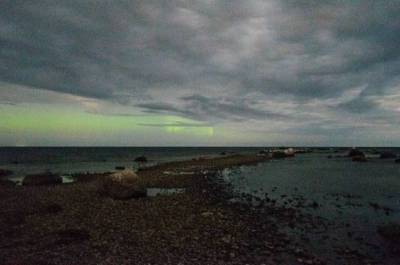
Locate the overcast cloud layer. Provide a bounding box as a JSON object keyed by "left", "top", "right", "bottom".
{"left": 1, "top": 0, "right": 400, "bottom": 146}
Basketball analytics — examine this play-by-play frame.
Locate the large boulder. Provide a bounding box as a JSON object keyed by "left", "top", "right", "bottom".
{"left": 284, "top": 148, "right": 295, "bottom": 157}
{"left": 379, "top": 152, "right": 397, "bottom": 159}
{"left": 99, "top": 169, "right": 146, "bottom": 199}
{"left": 347, "top": 148, "right": 364, "bottom": 157}
{"left": 22, "top": 172, "right": 62, "bottom": 186}
{"left": 271, "top": 151, "right": 287, "bottom": 159}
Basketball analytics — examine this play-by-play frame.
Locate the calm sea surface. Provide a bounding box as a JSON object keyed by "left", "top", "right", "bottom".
{"left": 223, "top": 150, "right": 400, "bottom": 264}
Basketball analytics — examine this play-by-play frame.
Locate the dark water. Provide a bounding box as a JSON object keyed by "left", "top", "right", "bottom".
{"left": 222, "top": 150, "right": 400, "bottom": 264}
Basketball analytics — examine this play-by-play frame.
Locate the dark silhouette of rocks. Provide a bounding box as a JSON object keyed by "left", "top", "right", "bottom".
{"left": 134, "top": 155, "right": 148, "bottom": 162}
{"left": 352, "top": 156, "right": 367, "bottom": 162}
{"left": 22, "top": 172, "right": 62, "bottom": 186}
{"left": 272, "top": 151, "right": 287, "bottom": 159}
{"left": 347, "top": 148, "right": 364, "bottom": 157}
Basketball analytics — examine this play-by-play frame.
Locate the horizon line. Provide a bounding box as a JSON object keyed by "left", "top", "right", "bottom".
{"left": 1, "top": 146, "right": 399, "bottom": 148}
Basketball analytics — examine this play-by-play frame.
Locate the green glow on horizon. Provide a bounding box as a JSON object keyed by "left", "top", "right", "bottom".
{"left": 0, "top": 104, "right": 215, "bottom": 141}
{"left": 163, "top": 116, "right": 214, "bottom": 137}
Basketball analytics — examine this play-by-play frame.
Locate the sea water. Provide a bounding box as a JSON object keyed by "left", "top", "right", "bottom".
{"left": 223, "top": 151, "right": 400, "bottom": 264}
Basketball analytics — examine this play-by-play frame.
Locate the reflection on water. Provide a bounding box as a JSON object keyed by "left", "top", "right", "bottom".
{"left": 223, "top": 153, "right": 400, "bottom": 264}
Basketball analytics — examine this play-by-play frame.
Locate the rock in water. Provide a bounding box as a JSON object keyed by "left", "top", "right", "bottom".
{"left": 134, "top": 156, "right": 148, "bottom": 162}
{"left": 100, "top": 169, "right": 146, "bottom": 199}
{"left": 347, "top": 148, "right": 364, "bottom": 157}
{"left": 379, "top": 152, "right": 397, "bottom": 159}
{"left": 272, "top": 151, "right": 287, "bottom": 159}
{"left": 352, "top": 156, "right": 367, "bottom": 162}
{"left": 284, "top": 148, "right": 295, "bottom": 157}
{"left": 395, "top": 159, "right": 400, "bottom": 163}
{"left": 22, "top": 172, "right": 62, "bottom": 186}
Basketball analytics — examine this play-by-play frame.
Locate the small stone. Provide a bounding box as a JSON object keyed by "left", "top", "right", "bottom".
{"left": 221, "top": 235, "right": 232, "bottom": 243}
{"left": 201, "top": 211, "right": 213, "bottom": 217}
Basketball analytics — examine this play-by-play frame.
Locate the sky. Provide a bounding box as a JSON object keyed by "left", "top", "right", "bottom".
{"left": 0, "top": 0, "right": 400, "bottom": 146}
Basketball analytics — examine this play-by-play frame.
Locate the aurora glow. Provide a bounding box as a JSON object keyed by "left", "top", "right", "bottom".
{"left": 0, "top": 102, "right": 217, "bottom": 146}
{"left": 1, "top": 1, "right": 400, "bottom": 146}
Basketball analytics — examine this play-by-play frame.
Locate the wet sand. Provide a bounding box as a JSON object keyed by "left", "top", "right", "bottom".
{"left": 0, "top": 154, "right": 378, "bottom": 264}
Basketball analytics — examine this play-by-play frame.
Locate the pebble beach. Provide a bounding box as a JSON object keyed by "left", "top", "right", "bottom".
{"left": 0, "top": 154, "right": 386, "bottom": 264}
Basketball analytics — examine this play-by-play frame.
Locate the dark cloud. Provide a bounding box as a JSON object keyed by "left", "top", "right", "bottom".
{"left": 136, "top": 102, "right": 198, "bottom": 118}
{"left": 181, "top": 94, "right": 289, "bottom": 121}
{"left": 137, "top": 94, "right": 289, "bottom": 122}
{"left": 337, "top": 96, "right": 377, "bottom": 113}
{"left": 1, "top": 0, "right": 400, "bottom": 135}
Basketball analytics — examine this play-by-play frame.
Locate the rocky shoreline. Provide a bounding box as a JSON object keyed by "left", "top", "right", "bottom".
{"left": 0, "top": 154, "right": 380, "bottom": 264}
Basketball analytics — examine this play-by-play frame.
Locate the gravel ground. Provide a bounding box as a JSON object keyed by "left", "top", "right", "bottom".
{"left": 0, "top": 155, "right": 377, "bottom": 264}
